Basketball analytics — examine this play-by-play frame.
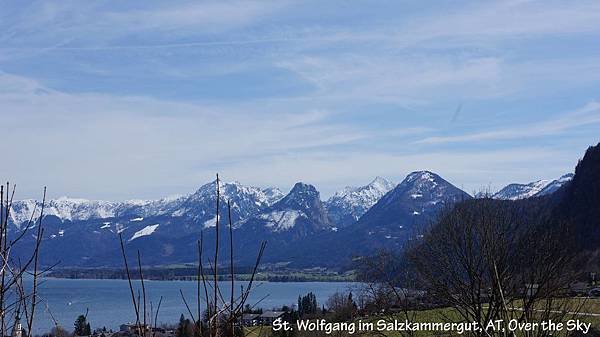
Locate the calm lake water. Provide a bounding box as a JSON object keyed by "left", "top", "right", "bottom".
{"left": 28, "top": 278, "right": 358, "bottom": 334}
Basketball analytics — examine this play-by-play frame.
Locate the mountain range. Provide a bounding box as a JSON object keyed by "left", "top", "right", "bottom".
{"left": 6, "top": 168, "right": 576, "bottom": 269}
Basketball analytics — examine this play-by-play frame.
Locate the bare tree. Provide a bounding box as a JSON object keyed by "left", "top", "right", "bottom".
{"left": 118, "top": 175, "right": 268, "bottom": 337}
{"left": 358, "top": 250, "right": 422, "bottom": 337}
{"left": 118, "top": 234, "right": 165, "bottom": 337}
{"left": 200, "top": 174, "right": 267, "bottom": 337}
{"left": 411, "top": 199, "right": 581, "bottom": 337}
{"left": 0, "top": 183, "right": 49, "bottom": 337}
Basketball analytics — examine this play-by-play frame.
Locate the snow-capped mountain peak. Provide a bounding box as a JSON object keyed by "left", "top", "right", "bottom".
{"left": 404, "top": 170, "right": 438, "bottom": 185}
{"left": 9, "top": 197, "right": 120, "bottom": 226}
{"left": 261, "top": 187, "right": 285, "bottom": 205}
{"left": 238, "top": 182, "right": 331, "bottom": 236}
{"left": 395, "top": 171, "right": 444, "bottom": 200}
{"left": 277, "top": 182, "right": 320, "bottom": 209}
{"left": 187, "top": 179, "right": 277, "bottom": 208}
{"left": 325, "top": 177, "right": 395, "bottom": 227}
{"left": 377, "top": 170, "right": 470, "bottom": 208}
{"left": 248, "top": 182, "right": 330, "bottom": 233}
{"left": 538, "top": 173, "right": 574, "bottom": 196}
{"left": 368, "top": 176, "right": 396, "bottom": 192}
{"left": 163, "top": 179, "right": 276, "bottom": 224}
{"left": 492, "top": 173, "right": 573, "bottom": 200}
{"left": 355, "top": 171, "right": 471, "bottom": 240}
{"left": 7, "top": 179, "right": 278, "bottom": 229}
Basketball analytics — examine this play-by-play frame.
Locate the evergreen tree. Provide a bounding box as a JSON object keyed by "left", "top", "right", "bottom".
{"left": 176, "top": 314, "right": 193, "bottom": 337}
{"left": 298, "top": 292, "right": 318, "bottom": 317}
{"left": 74, "top": 315, "right": 90, "bottom": 336}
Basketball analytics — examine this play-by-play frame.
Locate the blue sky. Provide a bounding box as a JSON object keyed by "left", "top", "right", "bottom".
{"left": 2, "top": 0, "right": 600, "bottom": 200}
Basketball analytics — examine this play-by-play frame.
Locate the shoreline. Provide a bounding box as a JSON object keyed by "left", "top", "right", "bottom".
{"left": 44, "top": 275, "right": 358, "bottom": 282}
{"left": 46, "top": 268, "right": 358, "bottom": 283}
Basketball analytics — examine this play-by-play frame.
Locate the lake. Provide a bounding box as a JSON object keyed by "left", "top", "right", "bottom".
{"left": 27, "top": 278, "right": 358, "bottom": 334}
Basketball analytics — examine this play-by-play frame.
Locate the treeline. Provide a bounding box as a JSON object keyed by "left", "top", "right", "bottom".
{"left": 47, "top": 267, "right": 354, "bottom": 282}
{"left": 47, "top": 266, "right": 257, "bottom": 280}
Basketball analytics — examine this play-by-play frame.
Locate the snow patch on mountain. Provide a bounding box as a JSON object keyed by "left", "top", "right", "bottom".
{"left": 203, "top": 215, "right": 220, "bottom": 229}
{"left": 115, "top": 223, "right": 126, "bottom": 234}
{"left": 129, "top": 224, "right": 159, "bottom": 241}
{"left": 260, "top": 210, "right": 305, "bottom": 232}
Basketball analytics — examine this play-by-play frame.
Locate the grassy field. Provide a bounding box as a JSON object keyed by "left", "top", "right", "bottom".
{"left": 577, "top": 297, "right": 600, "bottom": 314}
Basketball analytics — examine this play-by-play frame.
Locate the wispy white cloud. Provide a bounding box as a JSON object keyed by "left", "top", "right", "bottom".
{"left": 0, "top": 72, "right": 400, "bottom": 199}
{"left": 406, "top": 0, "right": 600, "bottom": 40}
{"left": 416, "top": 101, "right": 600, "bottom": 144}
{"left": 1, "top": 1, "right": 600, "bottom": 200}
{"left": 0, "top": 1, "right": 291, "bottom": 55}
{"left": 103, "top": 1, "right": 287, "bottom": 32}
{"left": 278, "top": 55, "right": 506, "bottom": 102}
{"left": 6, "top": 1, "right": 600, "bottom": 49}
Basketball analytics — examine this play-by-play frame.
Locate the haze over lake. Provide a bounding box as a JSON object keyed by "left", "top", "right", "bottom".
{"left": 28, "top": 278, "right": 357, "bottom": 334}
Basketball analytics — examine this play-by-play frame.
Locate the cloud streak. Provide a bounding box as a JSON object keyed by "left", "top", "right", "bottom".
{"left": 1, "top": 1, "right": 599, "bottom": 199}
{"left": 416, "top": 101, "right": 600, "bottom": 144}
{"left": 1, "top": 72, "right": 415, "bottom": 199}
